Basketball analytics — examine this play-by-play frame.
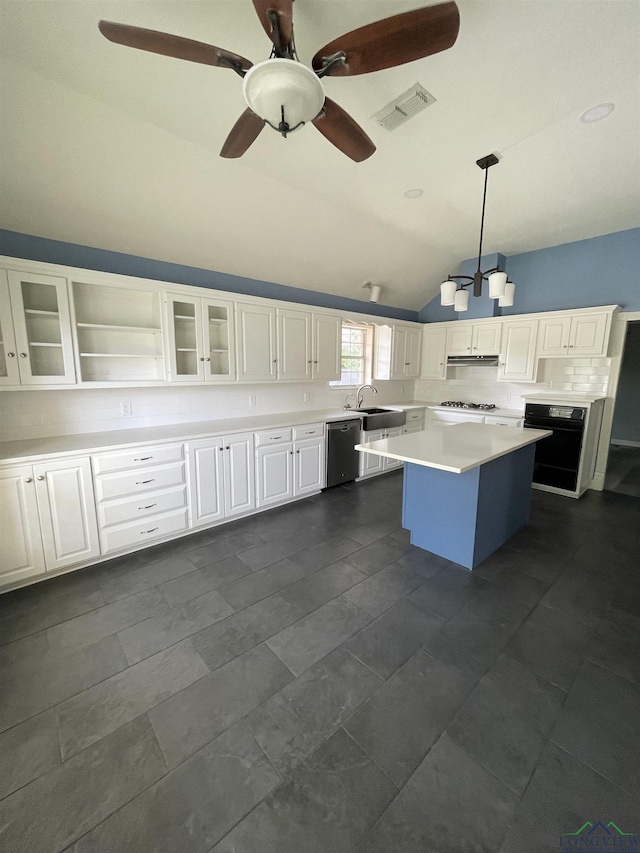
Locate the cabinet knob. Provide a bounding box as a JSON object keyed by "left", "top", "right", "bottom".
{"left": 225, "top": 445, "right": 230, "bottom": 450}
{"left": 199, "top": 357, "right": 205, "bottom": 361}
{"left": 20, "top": 352, "right": 28, "bottom": 358}
{"left": 7, "top": 352, "right": 15, "bottom": 358}
{"left": 569, "top": 345, "right": 574, "bottom": 349}
{"left": 296, "top": 449, "right": 300, "bottom": 454}
{"left": 24, "top": 477, "right": 32, "bottom": 483}
{"left": 314, "top": 360, "right": 318, "bottom": 365}
{"left": 272, "top": 359, "right": 277, "bottom": 363}
{"left": 37, "top": 475, "right": 45, "bottom": 481}
{"left": 219, "top": 446, "right": 224, "bottom": 452}
{"left": 206, "top": 357, "right": 211, "bottom": 362}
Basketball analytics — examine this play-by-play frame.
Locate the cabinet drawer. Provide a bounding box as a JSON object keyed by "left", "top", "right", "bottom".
{"left": 95, "top": 462, "right": 186, "bottom": 501}
{"left": 100, "top": 508, "right": 189, "bottom": 554}
{"left": 97, "top": 485, "right": 188, "bottom": 528}
{"left": 92, "top": 443, "right": 184, "bottom": 475}
{"left": 484, "top": 416, "right": 524, "bottom": 427}
{"left": 292, "top": 423, "right": 324, "bottom": 441}
{"left": 405, "top": 410, "right": 425, "bottom": 424}
{"left": 255, "top": 428, "right": 293, "bottom": 446}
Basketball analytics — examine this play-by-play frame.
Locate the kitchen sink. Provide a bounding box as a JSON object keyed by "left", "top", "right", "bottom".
{"left": 354, "top": 407, "right": 406, "bottom": 431}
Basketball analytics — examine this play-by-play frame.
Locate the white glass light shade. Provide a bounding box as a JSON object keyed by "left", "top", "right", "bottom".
{"left": 454, "top": 289, "right": 469, "bottom": 312}
{"left": 243, "top": 59, "right": 325, "bottom": 132}
{"left": 488, "top": 271, "right": 508, "bottom": 298}
{"left": 498, "top": 281, "right": 515, "bottom": 307}
{"left": 440, "top": 280, "right": 457, "bottom": 305}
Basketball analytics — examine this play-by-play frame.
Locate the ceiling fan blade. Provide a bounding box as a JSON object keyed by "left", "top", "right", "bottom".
{"left": 312, "top": 1, "right": 459, "bottom": 77}
{"left": 220, "top": 109, "right": 265, "bottom": 158}
{"left": 98, "top": 21, "right": 253, "bottom": 71}
{"left": 251, "top": 0, "right": 293, "bottom": 52}
{"left": 312, "top": 98, "right": 376, "bottom": 163}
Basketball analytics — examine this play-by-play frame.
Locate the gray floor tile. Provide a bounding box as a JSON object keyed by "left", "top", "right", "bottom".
{"left": 586, "top": 627, "right": 640, "bottom": 686}
{"left": 118, "top": 589, "right": 234, "bottom": 664}
{"left": 504, "top": 603, "right": 593, "bottom": 691}
{"left": 343, "top": 535, "right": 412, "bottom": 576}
{"left": 246, "top": 647, "right": 382, "bottom": 776}
{"left": 237, "top": 524, "right": 331, "bottom": 571}
{"left": 345, "top": 598, "right": 446, "bottom": 681}
{"left": 286, "top": 534, "right": 363, "bottom": 572}
{"left": 447, "top": 654, "right": 566, "bottom": 796}
{"left": 423, "top": 601, "right": 520, "bottom": 685}
{"left": 0, "top": 715, "right": 167, "bottom": 853}
{"left": 217, "top": 557, "right": 312, "bottom": 610}
{"left": 266, "top": 596, "right": 372, "bottom": 676}
{"left": 56, "top": 639, "right": 209, "bottom": 760}
{"left": 187, "top": 533, "right": 266, "bottom": 568}
{"left": 475, "top": 568, "right": 550, "bottom": 620}
{"left": 98, "top": 555, "right": 198, "bottom": 604}
{"left": 0, "top": 634, "right": 127, "bottom": 733}
{"left": 498, "top": 741, "right": 638, "bottom": 853}
{"left": 344, "top": 650, "right": 473, "bottom": 787}
{"left": 0, "top": 631, "right": 50, "bottom": 683}
{"left": 408, "top": 565, "right": 488, "bottom": 619}
{"left": 343, "top": 562, "right": 425, "bottom": 618}
{"left": 0, "top": 585, "right": 106, "bottom": 645}
{"left": 395, "top": 547, "right": 452, "bottom": 579}
{"left": 69, "top": 723, "right": 279, "bottom": 853}
{"left": 46, "top": 588, "right": 169, "bottom": 652}
{"left": 364, "top": 732, "right": 519, "bottom": 853}
{"left": 149, "top": 643, "right": 293, "bottom": 767}
{"left": 550, "top": 660, "right": 640, "bottom": 796}
{"left": 192, "top": 594, "right": 305, "bottom": 671}
{"left": 213, "top": 728, "right": 397, "bottom": 853}
{"left": 0, "top": 710, "right": 60, "bottom": 800}
{"left": 280, "top": 560, "right": 367, "bottom": 614}
{"left": 157, "top": 556, "right": 252, "bottom": 607}
{"left": 347, "top": 515, "right": 403, "bottom": 547}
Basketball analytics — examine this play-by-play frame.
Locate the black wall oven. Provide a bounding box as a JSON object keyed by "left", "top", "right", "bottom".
{"left": 524, "top": 404, "right": 587, "bottom": 492}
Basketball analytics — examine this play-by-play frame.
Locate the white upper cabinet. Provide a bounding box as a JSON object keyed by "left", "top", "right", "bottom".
{"left": 312, "top": 313, "right": 341, "bottom": 381}
{"left": 375, "top": 324, "right": 422, "bottom": 380}
{"left": 277, "top": 308, "right": 312, "bottom": 381}
{"left": 166, "top": 293, "right": 235, "bottom": 382}
{"left": 6, "top": 270, "right": 76, "bottom": 384}
{"left": 420, "top": 325, "right": 447, "bottom": 380}
{"left": 498, "top": 319, "right": 539, "bottom": 382}
{"left": 537, "top": 311, "right": 610, "bottom": 358}
{"left": 236, "top": 302, "right": 277, "bottom": 382}
{"left": 0, "top": 271, "right": 20, "bottom": 385}
{"left": 445, "top": 324, "right": 473, "bottom": 355}
{"left": 74, "top": 279, "right": 166, "bottom": 382}
{"left": 472, "top": 322, "right": 502, "bottom": 354}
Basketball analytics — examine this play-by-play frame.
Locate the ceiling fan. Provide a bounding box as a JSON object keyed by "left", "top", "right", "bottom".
{"left": 98, "top": 1, "right": 460, "bottom": 162}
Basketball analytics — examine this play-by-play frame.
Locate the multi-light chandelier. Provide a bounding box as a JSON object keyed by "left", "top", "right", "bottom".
{"left": 440, "top": 154, "right": 515, "bottom": 312}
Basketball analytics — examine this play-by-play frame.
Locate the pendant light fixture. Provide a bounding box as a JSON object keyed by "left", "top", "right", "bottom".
{"left": 440, "top": 154, "right": 515, "bottom": 312}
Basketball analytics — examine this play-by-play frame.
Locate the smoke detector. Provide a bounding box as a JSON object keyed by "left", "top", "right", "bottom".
{"left": 372, "top": 84, "right": 436, "bottom": 131}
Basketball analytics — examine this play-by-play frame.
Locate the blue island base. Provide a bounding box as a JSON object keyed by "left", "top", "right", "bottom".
{"left": 402, "top": 444, "right": 536, "bottom": 570}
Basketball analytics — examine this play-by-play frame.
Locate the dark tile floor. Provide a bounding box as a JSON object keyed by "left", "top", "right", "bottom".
{"left": 1, "top": 472, "right": 639, "bottom": 853}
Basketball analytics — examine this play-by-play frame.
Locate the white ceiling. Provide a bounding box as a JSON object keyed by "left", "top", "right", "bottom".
{"left": 1, "top": 0, "right": 639, "bottom": 311}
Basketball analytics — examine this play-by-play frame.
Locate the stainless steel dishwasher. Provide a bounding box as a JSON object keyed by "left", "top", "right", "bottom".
{"left": 326, "top": 419, "right": 362, "bottom": 487}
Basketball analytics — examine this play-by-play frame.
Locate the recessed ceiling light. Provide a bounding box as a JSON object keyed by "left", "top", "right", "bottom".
{"left": 404, "top": 188, "right": 424, "bottom": 198}
{"left": 579, "top": 103, "right": 615, "bottom": 123}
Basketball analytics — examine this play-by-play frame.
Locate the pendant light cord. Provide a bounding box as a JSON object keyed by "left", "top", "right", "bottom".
{"left": 476, "top": 165, "right": 489, "bottom": 273}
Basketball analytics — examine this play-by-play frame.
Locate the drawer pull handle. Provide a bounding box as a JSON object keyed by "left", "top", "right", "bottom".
{"left": 305, "top": 431, "right": 315, "bottom": 434}
{"left": 139, "top": 503, "right": 156, "bottom": 510}
{"left": 134, "top": 456, "right": 153, "bottom": 461}
{"left": 271, "top": 436, "right": 282, "bottom": 440}
{"left": 136, "top": 479, "right": 154, "bottom": 484}
{"left": 141, "top": 527, "right": 158, "bottom": 535}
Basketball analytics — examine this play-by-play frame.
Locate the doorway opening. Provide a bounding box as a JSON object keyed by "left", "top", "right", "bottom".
{"left": 604, "top": 319, "right": 640, "bottom": 497}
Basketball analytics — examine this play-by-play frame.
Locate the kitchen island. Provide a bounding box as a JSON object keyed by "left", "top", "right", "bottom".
{"left": 356, "top": 422, "right": 551, "bottom": 570}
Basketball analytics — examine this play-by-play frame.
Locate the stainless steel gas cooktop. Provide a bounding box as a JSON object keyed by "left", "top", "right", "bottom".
{"left": 440, "top": 401, "right": 497, "bottom": 410}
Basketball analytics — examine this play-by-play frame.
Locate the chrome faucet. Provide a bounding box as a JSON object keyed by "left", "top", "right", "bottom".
{"left": 356, "top": 384, "right": 378, "bottom": 408}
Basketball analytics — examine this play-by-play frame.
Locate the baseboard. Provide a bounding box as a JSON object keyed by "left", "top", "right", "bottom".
{"left": 610, "top": 439, "right": 640, "bottom": 447}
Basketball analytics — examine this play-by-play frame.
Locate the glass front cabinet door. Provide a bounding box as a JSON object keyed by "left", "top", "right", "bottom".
{"left": 4, "top": 270, "right": 76, "bottom": 385}
{"left": 166, "top": 294, "right": 235, "bottom": 382}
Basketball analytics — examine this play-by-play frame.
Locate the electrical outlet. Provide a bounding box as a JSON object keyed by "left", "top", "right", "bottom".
{"left": 505, "top": 393, "right": 511, "bottom": 401}
{"left": 303, "top": 392, "right": 310, "bottom": 403}
{"left": 399, "top": 386, "right": 405, "bottom": 397}
{"left": 120, "top": 402, "right": 133, "bottom": 417}
{"left": 248, "top": 395, "right": 256, "bottom": 407}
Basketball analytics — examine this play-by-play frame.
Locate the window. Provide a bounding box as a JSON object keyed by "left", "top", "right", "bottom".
{"left": 331, "top": 324, "right": 373, "bottom": 387}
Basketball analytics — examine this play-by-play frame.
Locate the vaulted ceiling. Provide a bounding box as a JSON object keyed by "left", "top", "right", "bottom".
{"left": 1, "top": 0, "right": 638, "bottom": 310}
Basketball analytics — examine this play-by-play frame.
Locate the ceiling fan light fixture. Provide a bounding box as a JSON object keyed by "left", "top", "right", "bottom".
{"left": 243, "top": 59, "right": 325, "bottom": 134}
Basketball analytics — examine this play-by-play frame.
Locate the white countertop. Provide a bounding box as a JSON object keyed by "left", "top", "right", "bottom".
{"left": 522, "top": 393, "right": 606, "bottom": 405}
{"left": 355, "top": 422, "right": 552, "bottom": 474}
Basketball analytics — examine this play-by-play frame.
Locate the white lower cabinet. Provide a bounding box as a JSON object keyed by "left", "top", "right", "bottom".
{"left": 359, "top": 426, "right": 404, "bottom": 478}
{"left": 93, "top": 444, "right": 189, "bottom": 554}
{"left": 188, "top": 433, "right": 255, "bottom": 527}
{"left": 0, "top": 456, "right": 99, "bottom": 586}
{"left": 255, "top": 424, "right": 324, "bottom": 508}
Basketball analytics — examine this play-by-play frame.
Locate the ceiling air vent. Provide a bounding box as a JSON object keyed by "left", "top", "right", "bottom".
{"left": 372, "top": 84, "right": 436, "bottom": 131}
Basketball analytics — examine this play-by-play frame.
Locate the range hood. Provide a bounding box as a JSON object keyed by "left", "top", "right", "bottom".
{"left": 447, "top": 355, "right": 500, "bottom": 367}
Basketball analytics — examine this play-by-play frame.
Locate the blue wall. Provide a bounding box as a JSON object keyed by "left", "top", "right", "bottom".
{"left": 0, "top": 230, "right": 419, "bottom": 323}
{"left": 420, "top": 228, "right": 640, "bottom": 322}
